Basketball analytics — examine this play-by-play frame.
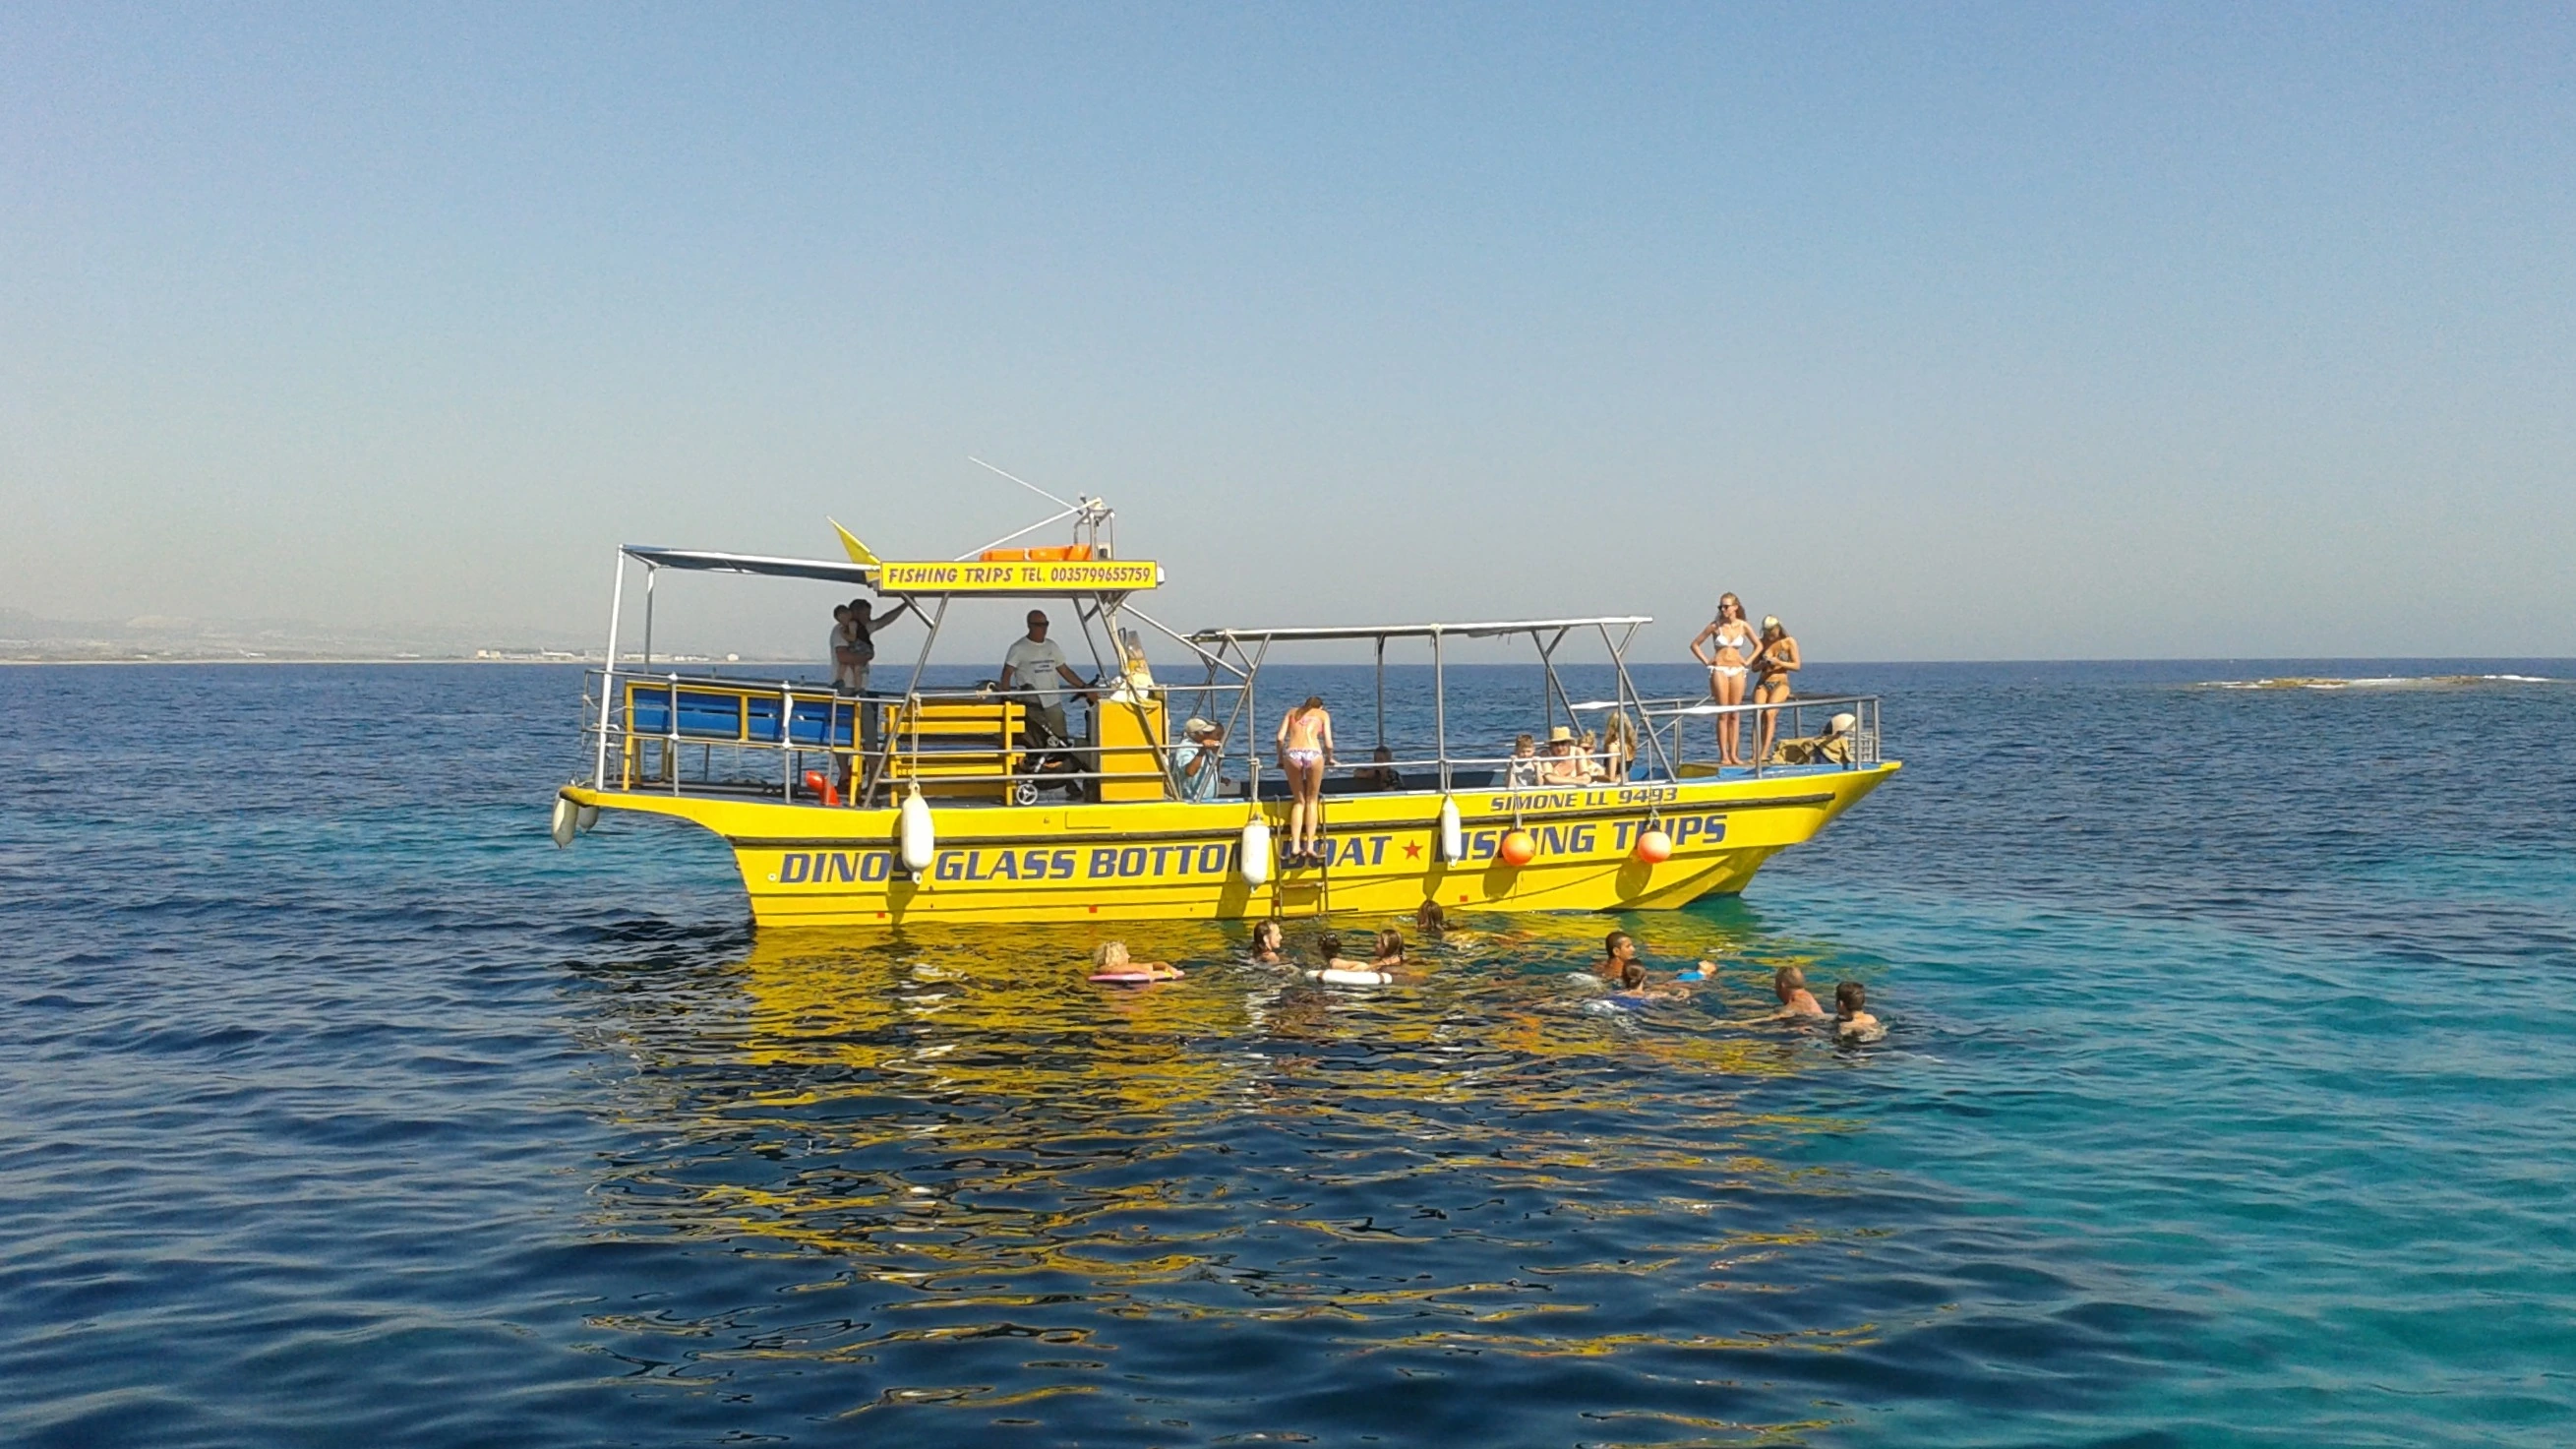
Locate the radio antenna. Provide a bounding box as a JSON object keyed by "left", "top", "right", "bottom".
{"left": 970, "top": 456, "right": 1078, "bottom": 513}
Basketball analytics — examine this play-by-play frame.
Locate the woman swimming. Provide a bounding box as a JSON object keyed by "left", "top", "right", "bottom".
{"left": 1689, "top": 593, "right": 1759, "bottom": 766}
{"left": 1248, "top": 918, "right": 1287, "bottom": 965}
{"left": 1752, "top": 615, "right": 1800, "bottom": 761}
{"left": 1275, "top": 695, "right": 1335, "bottom": 866}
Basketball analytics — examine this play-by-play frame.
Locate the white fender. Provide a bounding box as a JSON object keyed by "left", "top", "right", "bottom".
{"left": 1239, "top": 817, "right": 1272, "bottom": 887}
{"left": 550, "top": 795, "right": 577, "bottom": 848}
{"left": 575, "top": 805, "right": 600, "bottom": 833}
{"left": 899, "top": 789, "right": 936, "bottom": 875}
{"left": 1437, "top": 796, "right": 1465, "bottom": 864}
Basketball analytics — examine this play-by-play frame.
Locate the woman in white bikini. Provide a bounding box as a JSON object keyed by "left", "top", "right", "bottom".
{"left": 1275, "top": 695, "right": 1335, "bottom": 867}
{"left": 1689, "top": 593, "right": 1759, "bottom": 766}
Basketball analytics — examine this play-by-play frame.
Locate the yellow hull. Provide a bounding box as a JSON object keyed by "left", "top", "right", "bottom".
{"left": 563, "top": 764, "right": 1896, "bottom": 928}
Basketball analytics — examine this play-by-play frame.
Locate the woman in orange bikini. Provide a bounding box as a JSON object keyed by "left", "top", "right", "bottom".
{"left": 1275, "top": 695, "right": 1336, "bottom": 866}
{"left": 1688, "top": 593, "right": 1759, "bottom": 766}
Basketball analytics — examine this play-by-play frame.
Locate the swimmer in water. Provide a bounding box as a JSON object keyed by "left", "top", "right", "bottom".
{"left": 1371, "top": 928, "right": 1408, "bottom": 971}
{"left": 1835, "top": 981, "right": 1884, "bottom": 1042}
{"left": 1091, "top": 940, "right": 1181, "bottom": 981}
{"left": 1313, "top": 932, "right": 1368, "bottom": 972}
{"left": 1614, "top": 960, "right": 1691, "bottom": 1002}
{"left": 1248, "top": 918, "right": 1288, "bottom": 965}
{"left": 1598, "top": 930, "right": 1640, "bottom": 983}
{"left": 1304, "top": 932, "right": 1395, "bottom": 985}
{"left": 1414, "top": 900, "right": 1447, "bottom": 937}
{"left": 1757, "top": 964, "right": 1825, "bottom": 1019}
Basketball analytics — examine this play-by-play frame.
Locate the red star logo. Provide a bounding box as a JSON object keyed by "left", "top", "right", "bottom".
{"left": 1403, "top": 840, "right": 1422, "bottom": 859}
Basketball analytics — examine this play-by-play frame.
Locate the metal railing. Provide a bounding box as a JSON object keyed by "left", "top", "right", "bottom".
{"left": 578, "top": 670, "right": 1884, "bottom": 809}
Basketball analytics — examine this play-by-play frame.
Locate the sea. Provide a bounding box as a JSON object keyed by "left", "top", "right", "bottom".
{"left": 3, "top": 658, "right": 2571, "bottom": 1448}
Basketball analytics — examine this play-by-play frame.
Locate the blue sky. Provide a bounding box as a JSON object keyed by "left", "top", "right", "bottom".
{"left": 4, "top": 4, "right": 2570, "bottom": 660}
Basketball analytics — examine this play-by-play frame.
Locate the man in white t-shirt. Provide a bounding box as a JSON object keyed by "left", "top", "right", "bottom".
{"left": 999, "top": 610, "right": 1091, "bottom": 743}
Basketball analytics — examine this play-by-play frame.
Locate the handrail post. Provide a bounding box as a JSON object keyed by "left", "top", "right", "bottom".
{"left": 592, "top": 550, "right": 626, "bottom": 789}
{"left": 1432, "top": 629, "right": 1449, "bottom": 794}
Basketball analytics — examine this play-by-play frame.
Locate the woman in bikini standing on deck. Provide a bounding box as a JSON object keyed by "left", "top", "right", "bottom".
{"left": 1751, "top": 615, "right": 1800, "bottom": 761}
{"left": 1689, "top": 593, "right": 1759, "bottom": 766}
{"left": 1276, "top": 695, "right": 1335, "bottom": 867}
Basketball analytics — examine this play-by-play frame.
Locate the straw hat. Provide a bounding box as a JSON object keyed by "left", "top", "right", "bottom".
{"left": 1547, "top": 725, "right": 1575, "bottom": 744}
{"left": 1829, "top": 712, "right": 1856, "bottom": 735}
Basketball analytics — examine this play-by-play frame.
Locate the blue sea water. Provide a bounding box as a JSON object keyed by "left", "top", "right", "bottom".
{"left": 3, "top": 658, "right": 2572, "bottom": 1447}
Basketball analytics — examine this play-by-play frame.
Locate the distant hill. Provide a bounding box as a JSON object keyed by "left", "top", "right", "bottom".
{"left": 0, "top": 607, "right": 594, "bottom": 663}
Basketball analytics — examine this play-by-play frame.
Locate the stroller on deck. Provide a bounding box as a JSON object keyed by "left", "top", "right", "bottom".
{"left": 1008, "top": 687, "right": 1090, "bottom": 805}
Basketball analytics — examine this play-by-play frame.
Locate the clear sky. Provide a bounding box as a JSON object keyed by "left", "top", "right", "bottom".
{"left": 4, "top": 4, "right": 2570, "bottom": 662}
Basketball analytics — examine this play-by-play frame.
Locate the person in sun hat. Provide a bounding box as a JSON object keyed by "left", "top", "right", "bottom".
{"left": 1538, "top": 725, "right": 1588, "bottom": 785}
{"left": 1172, "top": 716, "right": 1226, "bottom": 802}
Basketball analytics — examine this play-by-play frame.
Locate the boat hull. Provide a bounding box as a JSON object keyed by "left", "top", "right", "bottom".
{"left": 561, "top": 765, "right": 1895, "bottom": 928}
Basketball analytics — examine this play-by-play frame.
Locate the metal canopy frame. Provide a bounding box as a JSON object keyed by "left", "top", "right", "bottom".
{"left": 587, "top": 542, "right": 1680, "bottom": 801}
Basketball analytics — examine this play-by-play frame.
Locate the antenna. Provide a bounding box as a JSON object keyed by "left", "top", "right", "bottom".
{"left": 970, "top": 456, "right": 1079, "bottom": 513}
{"left": 956, "top": 458, "right": 1115, "bottom": 561}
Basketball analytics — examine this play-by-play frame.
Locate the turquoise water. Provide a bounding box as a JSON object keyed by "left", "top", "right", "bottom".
{"left": 3, "top": 659, "right": 2571, "bottom": 1446}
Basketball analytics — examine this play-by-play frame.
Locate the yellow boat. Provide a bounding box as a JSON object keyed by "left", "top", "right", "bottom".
{"left": 551, "top": 495, "right": 1895, "bottom": 928}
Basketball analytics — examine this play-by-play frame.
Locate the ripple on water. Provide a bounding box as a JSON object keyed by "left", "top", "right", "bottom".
{"left": 4, "top": 661, "right": 2574, "bottom": 1446}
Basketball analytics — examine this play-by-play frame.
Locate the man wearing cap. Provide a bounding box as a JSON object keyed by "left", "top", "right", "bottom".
{"left": 1171, "top": 717, "right": 1226, "bottom": 802}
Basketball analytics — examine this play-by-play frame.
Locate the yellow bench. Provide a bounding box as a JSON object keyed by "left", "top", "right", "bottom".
{"left": 875, "top": 698, "right": 1027, "bottom": 800}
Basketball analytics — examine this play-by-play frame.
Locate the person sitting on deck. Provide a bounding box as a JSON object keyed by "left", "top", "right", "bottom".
{"left": 1538, "top": 727, "right": 1588, "bottom": 785}
{"left": 1353, "top": 745, "right": 1405, "bottom": 791}
{"left": 1601, "top": 709, "right": 1638, "bottom": 782}
{"left": 1577, "top": 730, "right": 1606, "bottom": 783}
{"left": 999, "top": 610, "right": 1093, "bottom": 746}
{"left": 1765, "top": 712, "right": 1856, "bottom": 766}
{"left": 1506, "top": 734, "right": 1540, "bottom": 788}
{"left": 1172, "top": 717, "right": 1226, "bottom": 803}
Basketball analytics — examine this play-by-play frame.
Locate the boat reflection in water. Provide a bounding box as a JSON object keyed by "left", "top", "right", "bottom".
{"left": 566, "top": 913, "right": 1970, "bottom": 1442}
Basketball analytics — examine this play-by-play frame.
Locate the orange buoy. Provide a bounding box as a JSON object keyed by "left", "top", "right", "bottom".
{"left": 1633, "top": 827, "right": 1672, "bottom": 864}
{"left": 1497, "top": 827, "right": 1537, "bottom": 866}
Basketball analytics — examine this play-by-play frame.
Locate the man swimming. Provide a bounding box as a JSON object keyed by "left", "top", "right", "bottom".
{"left": 1765, "top": 965, "right": 1826, "bottom": 1019}
{"left": 1835, "top": 981, "right": 1884, "bottom": 1042}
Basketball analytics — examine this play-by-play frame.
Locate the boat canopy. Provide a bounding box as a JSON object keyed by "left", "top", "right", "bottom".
{"left": 1189, "top": 616, "right": 1652, "bottom": 644}
{"left": 622, "top": 545, "right": 879, "bottom": 587}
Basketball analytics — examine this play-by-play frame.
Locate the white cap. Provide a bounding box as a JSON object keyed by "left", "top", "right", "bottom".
{"left": 1829, "top": 712, "right": 1856, "bottom": 734}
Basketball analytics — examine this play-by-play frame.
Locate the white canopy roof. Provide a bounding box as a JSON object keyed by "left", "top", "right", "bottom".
{"left": 1188, "top": 616, "right": 1650, "bottom": 644}
{"left": 622, "top": 545, "right": 878, "bottom": 587}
